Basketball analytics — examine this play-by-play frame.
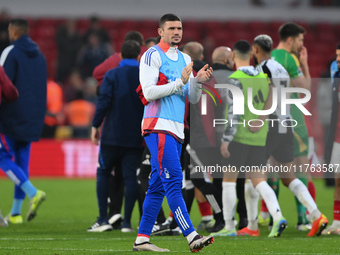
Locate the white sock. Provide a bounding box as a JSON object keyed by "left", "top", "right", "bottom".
{"left": 222, "top": 182, "right": 237, "bottom": 231}
{"left": 202, "top": 215, "right": 213, "bottom": 221}
{"left": 261, "top": 211, "right": 270, "bottom": 220}
{"left": 288, "top": 179, "right": 320, "bottom": 221}
{"left": 332, "top": 220, "right": 340, "bottom": 228}
{"left": 136, "top": 235, "right": 150, "bottom": 244}
{"left": 245, "top": 180, "right": 259, "bottom": 231}
{"left": 256, "top": 181, "right": 282, "bottom": 222}
{"left": 186, "top": 231, "right": 198, "bottom": 243}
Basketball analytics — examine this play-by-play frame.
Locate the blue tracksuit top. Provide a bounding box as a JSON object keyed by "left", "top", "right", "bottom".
{"left": 92, "top": 58, "right": 144, "bottom": 148}
{"left": 0, "top": 35, "right": 47, "bottom": 142}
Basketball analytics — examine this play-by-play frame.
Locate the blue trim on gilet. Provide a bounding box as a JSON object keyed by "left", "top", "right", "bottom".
{"left": 143, "top": 45, "right": 188, "bottom": 124}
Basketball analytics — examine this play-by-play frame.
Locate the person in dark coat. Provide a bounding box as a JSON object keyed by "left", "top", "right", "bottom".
{"left": 0, "top": 18, "right": 47, "bottom": 224}
{"left": 88, "top": 40, "right": 144, "bottom": 233}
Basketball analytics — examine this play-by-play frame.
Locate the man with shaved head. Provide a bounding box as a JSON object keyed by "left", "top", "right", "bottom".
{"left": 211, "top": 46, "right": 234, "bottom": 78}
{"left": 211, "top": 46, "right": 249, "bottom": 230}
{"left": 182, "top": 41, "right": 204, "bottom": 61}
{"left": 183, "top": 41, "right": 225, "bottom": 234}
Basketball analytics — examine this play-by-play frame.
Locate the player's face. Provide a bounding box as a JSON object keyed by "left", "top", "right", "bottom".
{"left": 158, "top": 21, "right": 182, "bottom": 47}
{"left": 336, "top": 49, "right": 340, "bottom": 69}
{"left": 8, "top": 24, "right": 16, "bottom": 42}
{"left": 252, "top": 45, "right": 259, "bottom": 65}
{"left": 291, "top": 34, "right": 304, "bottom": 54}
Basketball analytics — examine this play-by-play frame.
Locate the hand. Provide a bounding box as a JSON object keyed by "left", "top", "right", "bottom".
{"left": 248, "top": 120, "right": 263, "bottom": 133}
{"left": 220, "top": 142, "right": 230, "bottom": 158}
{"left": 181, "top": 62, "right": 193, "bottom": 84}
{"left": 197, "top": 64, "right": 213, "bottom": 83}
{"left": 91, "top": 127, "right": 101, "bottom": 145}
{"left": 299, "top": 46, "right": 308, "bottom": 67}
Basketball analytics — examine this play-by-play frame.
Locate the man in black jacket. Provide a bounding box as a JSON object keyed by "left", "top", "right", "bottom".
{"left": 88, "top": 40, "right": 144, "bottom": 233}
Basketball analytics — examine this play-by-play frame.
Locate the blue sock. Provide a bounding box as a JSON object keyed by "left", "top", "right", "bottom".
{"left": 21, "top": 181, "right": 37, "bottom": 199}
{"left": 96, "top": 169, "right": 110, "bottom": 222}
{"left": 10, "top": 199, "right": 24, "bottom": 216}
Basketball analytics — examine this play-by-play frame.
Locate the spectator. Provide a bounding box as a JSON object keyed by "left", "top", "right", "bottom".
{"left": 0, "top": 9, "right": 10, "bottom": 54}
{"left": 41, "top": 79, "right": 64, "bottom": 138}
{"left": 83, "top": 16, "right": 110, "bottom": 45}
{"left": 84, "top": 77, "right": 98, "bottom": 104}
{"left": 63, "top": 90, "right": 95, "bottom": 138}
{"left": 55, "top": 19, "right": 82, "bottom": 83}
{"left": 77, "top": 31, "right": 113, "bottom": 79}
{"left": 63, "top": 69, "right": 86, "bottom": 103}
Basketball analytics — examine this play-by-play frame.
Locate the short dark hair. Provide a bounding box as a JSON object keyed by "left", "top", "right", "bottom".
{"left": 145, "top": 37, "right": 157, "bottom": 45}
{"left": 121, "top": 40, "right": 141, "bottom": 59}
{"left": 9, "top": 18, "right": 29, "bottom": 34}
{"left": 124, "top": 31, "right": 144, "bottom": 46}
{"left": 279, "top": 22, "right": 305, "bottom": 41}
{"left": 233, "top": 40, "right": 251, "bottom": 60}
{"left": 337, "top": 43, "right": 340, "bottom": 50}
{"left": 253, "top": 34, "right": 273, "bottom": 53}
{"left": 234, "top": 40, "right": 251, "bottom": 54}
{"left": 159, "top": 14, "right": 181, "bottom": 29}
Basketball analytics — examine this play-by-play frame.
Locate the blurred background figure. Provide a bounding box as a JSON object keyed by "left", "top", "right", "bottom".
{"left": 55, "top": 19, "right": 82, "bottom": 84}
{"left": 63, "top": 69, "right": 86, "bottom": 103}
{"left": 41, "top": 79, "right": 64, "bottom": 138}
{"left": 144, "top": 37, "right": 157, "bottom": 49}
{"left": 63, "top": 90, "right": 95, "bottom": 138}
{"left": 0, "top": 9, "right": 10, "bottom": 54}
{"left": 83, "top": 77, "right": 98, "bottom": 104}
{"left": 83, "top": 15, "right": 110, "bottom": 45}
{"left": 77, "top": 31, "right": 113, "bottom": 79}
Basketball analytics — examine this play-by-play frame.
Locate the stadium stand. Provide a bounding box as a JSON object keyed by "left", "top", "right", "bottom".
{"left": 22, "top": 18, "right": 338, "bottom": 80}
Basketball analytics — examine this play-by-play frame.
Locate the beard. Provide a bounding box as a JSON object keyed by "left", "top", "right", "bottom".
{"left": 171, "top": 41, "right": 181, "bottom": 46}
{"left": 253, "top": 56, "right": 259, "bottom": 66}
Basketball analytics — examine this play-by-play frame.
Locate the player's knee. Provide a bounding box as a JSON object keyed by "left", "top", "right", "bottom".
{"left": 281, "top": 178, "right": 293, "bottom": 187}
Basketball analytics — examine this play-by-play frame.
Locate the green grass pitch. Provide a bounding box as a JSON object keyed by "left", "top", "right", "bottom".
{"left": 0, "top": 178, "right": 339, "bottom": 254}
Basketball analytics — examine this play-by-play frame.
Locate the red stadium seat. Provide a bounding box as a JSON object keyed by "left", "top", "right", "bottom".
{"left": 117, "top": 20, "right": 137, "bottom": 30}
{"left": 183, "top": 20, "right": 201, "bottom": 31}
{"left": 202, "top": 21, "right": 224, "bottom": 33}
{"left": 77, "top": 19, "right": 90, "bottom": 34}
{"left": 268, "top": 21, "right": 284, "bottom": 33}
{"left": 100, "top": 19, "right": 117, "bottom": 31}
{"left": 315, "top": 22, "right": 334, "bottom": 33}
{"left": 136, "top": 20, "right": 158, "bottom": 32}
{"left": 246, "top": 21, "right": 268, "bottom": 32}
